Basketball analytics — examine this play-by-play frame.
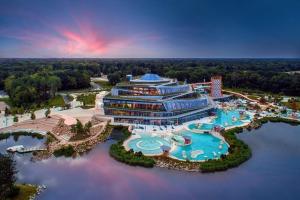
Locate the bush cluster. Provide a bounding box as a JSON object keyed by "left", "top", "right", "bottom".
{"left": 199, "top": 127, "right": 251, "bottom": 172}
{"left": 109, "top": 126, "right": 155, "bottom": 168}
{"left": 110, "top": 143, "right": 155, "bottom": 168}
{"left": 0, "top": 132, "right": 44, "bottom": 141}
{"left": 53, "top": 145, "right": 75, "bottom": 157}
{"left": 256, "top": 117, "right": 300, "bottom": 127}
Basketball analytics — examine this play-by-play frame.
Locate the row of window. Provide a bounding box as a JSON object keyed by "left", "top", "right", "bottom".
{"left": 157, "top": 85, "right": 190, "bottom": 95}
{"left": 111, "top": 85, "right": 190, "bottom": 97}
{"left": 104, "top": 101, "right": 165, "bottom": 111}
{"left": 104, "top": 108, "right": 187, "bottom": 117}
{"left": 163, "top": 98, "right": 208, "bottom": 111}
{"left": 113, "top": 109, "right": 213, "bottom": 125}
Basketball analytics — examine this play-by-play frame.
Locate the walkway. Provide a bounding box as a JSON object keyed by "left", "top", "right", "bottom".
{"left": 222, "top": 90, "right": 259, "bottom": 103}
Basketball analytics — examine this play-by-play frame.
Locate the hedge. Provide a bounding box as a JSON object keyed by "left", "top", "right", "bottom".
{"left": 53, "top": 145, "right": 75, "bottom": 157}
{"left": 109, "top": 126, "right": 155, "bottom": 168}
{"left": 0, "top": 132, "right": 44, "bottom": 141}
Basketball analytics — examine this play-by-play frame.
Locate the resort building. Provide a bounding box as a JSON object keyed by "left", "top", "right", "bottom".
{"left": 103, "top": 73, "right": 216, "bottom": 125}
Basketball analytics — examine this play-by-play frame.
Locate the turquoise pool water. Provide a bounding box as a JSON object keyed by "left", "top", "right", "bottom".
{"left": 189, "top": 123, "right": 213, "bottom": 130}
{"left": 127, "top": 134, "right": 171, "bottom": 155}
{"left": 169, "top": 130, "right": 229, "bottom": 161}
{"left": 127, "top": 130, "right": 229, "bottom": 161}
{"left": 213, "top": 109, "right": 248, "bottom": 127}
{"left": 189, "top": 109, "right": 250, "bottom": 131}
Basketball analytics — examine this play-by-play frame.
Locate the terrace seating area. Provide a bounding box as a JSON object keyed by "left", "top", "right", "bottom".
{"left": 0, "top": 115, "right": 62, "bottom": 134}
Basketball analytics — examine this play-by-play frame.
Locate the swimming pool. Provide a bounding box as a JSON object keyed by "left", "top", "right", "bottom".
{"left": 213, "top": 109, "right": 249, "bottom": 127}
{"left": 169, "top": 130, "right": 229, "bottom": 161}
{"left": 189, "top": 123, "right": 214, "bottom": 131}
{"left": 126, "top": 130, "right": 229, "bottom": 161}
{"left": 188, "top": 109, "right": 251, "bottom": 131}
{"left": 127, "top": 134, "right": 171, "bottom": 155}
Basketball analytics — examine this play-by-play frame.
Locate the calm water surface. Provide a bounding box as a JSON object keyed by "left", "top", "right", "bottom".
{"left": 1, "top": 122, "right": 300, "bottom": 200}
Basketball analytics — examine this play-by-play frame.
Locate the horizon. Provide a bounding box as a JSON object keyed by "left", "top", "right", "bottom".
{"left": 1, "top": 0, "right": 300, "bottom": 58}
{"left": 1, "top": 57, "right": 300, "bottom": 60}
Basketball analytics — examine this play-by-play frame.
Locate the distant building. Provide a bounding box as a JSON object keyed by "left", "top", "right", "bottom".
{"left": 126, "top": 74, "right": 133, "bottom": 81}
{"left": 103, "top": 73, "right": 215, "bottom": 125}
{"left": 210, "top": 76, "right": 222, "bottom": 98}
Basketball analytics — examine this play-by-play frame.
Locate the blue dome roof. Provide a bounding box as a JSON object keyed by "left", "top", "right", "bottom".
{"left": 139, "top": 73, "right": 162, "bottom": 81}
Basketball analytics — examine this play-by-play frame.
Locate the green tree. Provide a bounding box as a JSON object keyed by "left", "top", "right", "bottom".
{"left": 13, "top": 116, "right": 18, "bottom": 122}
{"left": 71, "top": 120, "right": 92, "bottom": 135}
{"left": 45, "top": 108, "right": 51, "bottom": 118}
{"left": 4, "top": 107, "right": 10, "bottom": 116}
{"left": 108, "top": 72, "right": 121, "bottom": 85}
{"left": 0, "top": 154, "right": 19, "bottom": 199}
{"left": 84, "top": 121, "right": 92, "bottom": 134}
{"left": 18, "top": 106, "right": 25, "bottom": 115}
{"left": 30, "top": 112, "right": 36, "bottom": 120}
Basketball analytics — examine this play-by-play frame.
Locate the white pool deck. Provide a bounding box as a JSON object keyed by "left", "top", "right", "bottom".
{"left": 122, "top": 108, "right": 257, "bottom": 160}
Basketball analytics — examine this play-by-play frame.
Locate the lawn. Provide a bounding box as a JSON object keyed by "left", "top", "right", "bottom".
{"left": 94, "top": 80, "right": 113, "bottom": 91}
{"left": 46, "top": 95, "right": 66, "bottom": 107}
{"left": 76, "top": 93, "right": 96, "bottom": 106}
{"left": 282, "top": 101, "right": 300, "bottom": 111}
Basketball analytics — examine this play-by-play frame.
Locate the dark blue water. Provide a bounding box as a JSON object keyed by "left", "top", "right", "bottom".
{"left": 1, "top": 123, "right": 300, "bottom": 200}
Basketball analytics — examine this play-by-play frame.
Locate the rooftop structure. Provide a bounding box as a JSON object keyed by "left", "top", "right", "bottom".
{"left": 103, "top": 73, "right": 216, "bottom": 125}
{"left": 129, "top": 73, "right": 172, "bottom": 84}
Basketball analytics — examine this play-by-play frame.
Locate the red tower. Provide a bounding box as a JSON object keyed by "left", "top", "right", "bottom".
{"left": 210, "top": 76, "right": 222, "bottom": 98}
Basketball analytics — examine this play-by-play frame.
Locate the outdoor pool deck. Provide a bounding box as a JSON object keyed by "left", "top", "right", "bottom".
{"left": 123, "top": 108, "right": 254, "bottom": 162}
{"left": 185, "top": 109, "right": 253, "bottom": 133}
{"left": 124, "top": 128, "right": 229, "bottom": 161}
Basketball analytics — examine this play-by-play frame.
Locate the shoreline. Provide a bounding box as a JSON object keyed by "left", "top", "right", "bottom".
{"left": 33, "top": 124, "right": 112, "bottom": 160}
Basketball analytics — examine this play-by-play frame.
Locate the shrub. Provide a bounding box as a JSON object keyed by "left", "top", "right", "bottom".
{"left": 256, "top": 117, "right": 300, "bottom": 126}
{"left": 13, "top": 116, "right": 18, "bottom": 122}
{"left": 110, "top": 144, "right": 155, "bottom": 168}
{"left": 53, "top": 145, "right": 75, "bottom": 157}
{"left": 0, "top": 132, "right": 44, "bottom": 141}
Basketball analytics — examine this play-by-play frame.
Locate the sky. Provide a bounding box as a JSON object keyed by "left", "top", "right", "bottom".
{"left": 0, "top": 0, "right": 299, "bottom": 58}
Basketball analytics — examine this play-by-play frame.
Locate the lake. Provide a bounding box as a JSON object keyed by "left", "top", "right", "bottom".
{"left": 1, "top": 122, "right": 300, "bottom": 200}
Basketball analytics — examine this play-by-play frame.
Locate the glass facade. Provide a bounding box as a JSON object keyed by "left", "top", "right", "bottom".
{"left": 156, "top": 85, "right": 190, "bottom": 95}
{"left": 163, "top": 98, "right": 208, "bottom": 111}
{"left": 103, "top": 99, "right": 164, "bottom": 111}
{"left": 113, "top": 108, "right": 213, "bottom": 125}
{"left": 103, "top": 73, "right": 214, "bottom": 125}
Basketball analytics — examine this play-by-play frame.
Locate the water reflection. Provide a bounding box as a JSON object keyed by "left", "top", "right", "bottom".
{"left": 1, "top": 123, "right": 300, "bottom": 200}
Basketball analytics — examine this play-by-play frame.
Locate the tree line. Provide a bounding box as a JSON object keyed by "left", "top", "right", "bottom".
{"left": 1, "top": 58, "right": 300, "bottom": 108}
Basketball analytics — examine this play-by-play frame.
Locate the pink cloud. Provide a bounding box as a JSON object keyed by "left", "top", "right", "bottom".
{"left": 0, "top": 15, "right": 164, "bottom": 57}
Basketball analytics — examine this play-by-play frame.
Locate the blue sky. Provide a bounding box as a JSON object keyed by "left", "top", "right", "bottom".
{"left": 0, "top": 0, "right": 299, "bottom": 58}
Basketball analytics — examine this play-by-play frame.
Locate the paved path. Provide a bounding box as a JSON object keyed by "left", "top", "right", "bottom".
{"left": 222, "top": 90, "right": 259, "bottom": 103}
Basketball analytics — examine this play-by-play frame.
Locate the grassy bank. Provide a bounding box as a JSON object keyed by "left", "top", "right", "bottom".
{"left": 109, "top": 126, "right": 155, "bottom": 168}
{"left": 11, "top": 184, "right": 37, "bottom": 200}
{"left": 0, "top": 132, "right": 44, "bottom": 141}
{"left": 199, "top": 127, "right": 251, "bottom": 173}
{"left": 256, "top": 116, "right": 300, "bottom": 127}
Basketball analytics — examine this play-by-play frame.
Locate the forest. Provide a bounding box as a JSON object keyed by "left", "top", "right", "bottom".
{"left": 0, "top": 58, "right": 300, "bottom": 108}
